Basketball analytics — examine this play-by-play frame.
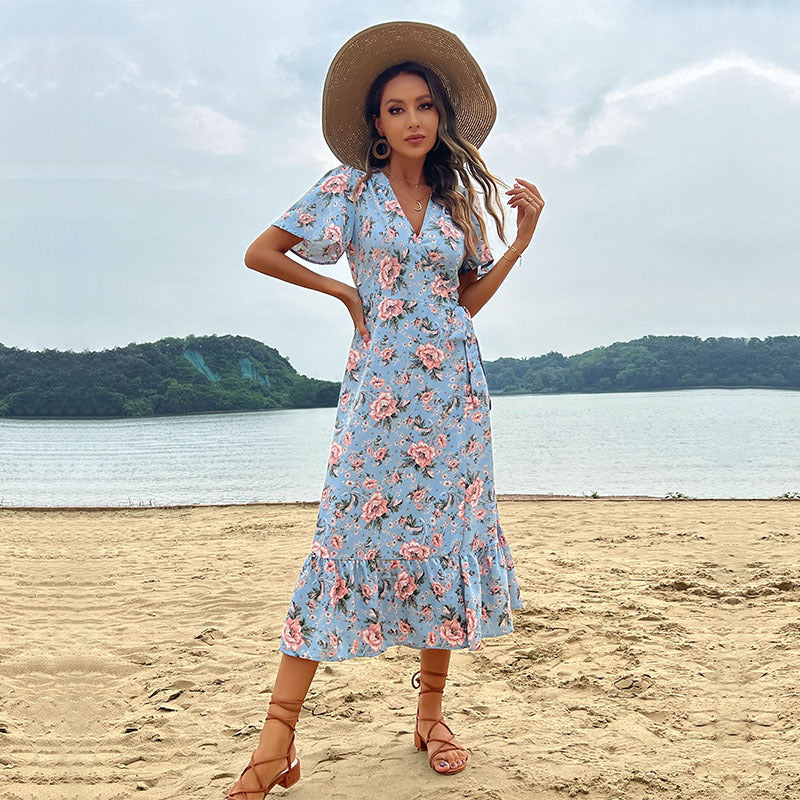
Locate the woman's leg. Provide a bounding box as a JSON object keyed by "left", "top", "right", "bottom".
{"left": 228, "top": 652, "right": 319, "bottom": 796}
{"left": 416, "top": 648, "right": 469, "bottom": 771}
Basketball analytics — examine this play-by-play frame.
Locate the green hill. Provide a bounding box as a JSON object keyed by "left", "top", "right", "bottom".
{"left": 0, "top": 334, "right": 340, "bottom": 418}
{"left": 484, "top": 334, "right": 800, "bottom": 395}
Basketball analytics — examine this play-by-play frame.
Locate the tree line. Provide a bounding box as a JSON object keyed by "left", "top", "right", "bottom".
{"left": 484, "top": 334, "right": 800, "bottom": 394}
{"left": 0, "top": 333, "right": 796, "bottom": 419}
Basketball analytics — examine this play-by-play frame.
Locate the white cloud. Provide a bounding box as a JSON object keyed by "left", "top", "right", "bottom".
{"left": 493, "top": 51, "right": 800, "bottom": 169}
{"left": 172, "top": 104, "right": 258, "bottom": 155}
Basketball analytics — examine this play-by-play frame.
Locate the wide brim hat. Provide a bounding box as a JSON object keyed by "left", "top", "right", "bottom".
{"left": 322, "top": 20, "right": 496, "bottom": 169}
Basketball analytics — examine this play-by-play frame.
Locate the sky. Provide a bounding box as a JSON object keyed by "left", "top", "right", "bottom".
{"left": 1, "top": 0, "right": 798, "bottom": 382}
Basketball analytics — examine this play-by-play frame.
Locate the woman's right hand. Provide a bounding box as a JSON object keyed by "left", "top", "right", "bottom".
{"left": 339, "top": 284, "right": 370, "bottom": 345}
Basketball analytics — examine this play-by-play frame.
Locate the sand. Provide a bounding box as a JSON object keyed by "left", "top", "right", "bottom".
{"left": 0, "top": 497, "right": 798, "bottom": 800}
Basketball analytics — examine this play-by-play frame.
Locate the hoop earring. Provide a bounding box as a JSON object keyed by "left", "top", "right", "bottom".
{"left": 371, "top": 137, "right": 391, "bottom": 160}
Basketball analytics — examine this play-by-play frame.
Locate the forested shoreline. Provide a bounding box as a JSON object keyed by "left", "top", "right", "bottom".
{"left": 0, "top": 333, "right": 796, "bottom": 419}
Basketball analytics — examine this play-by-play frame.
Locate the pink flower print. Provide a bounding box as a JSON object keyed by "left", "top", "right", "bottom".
{"left": 467, "top": 438, "right": 481, "bottom": 454}
{"left": 380, "top": 346, "right": 395, "bottom": 363}
{"left": 471, "top": 410, "right": 483, "bottom": 423}
{"left": 365, "top": 548, "right": 378, "bottom": 561}
{"left": 411, "top": 487, "right": 426, "bottom": 508}
{"left": 297, "top": 212, "right": 314, "bottom": 226}
{"left": 394, "top": 569, "right": 417, "bottom": 601}
{"left": 346, "top": 347, "right": 362, "bottom": 372}
{"left": 377, "top": 254, "right": 403, "bottom": 290}
{"left": 431, "top": 581, "right": 446, "bottom": 598}
{"left": 369, "top": 389, "right": 398, "bottom": 422}
{"left": 498, "top": 530, "right": 507, "bottom": 547}
{"left": 339, "top": 391, "right": 351, "bottom": 410}
{"left": 350, "top": 456, "right": 364, "bottom": 470}
{"left": 431, "top": 531, "right": 442, "bottom": 547}
{"left": 360, "top": 582, "right": 376, "bottom": 600}
{"left": 323, "top": 223, "right": 342, "bottom": 244}
{"left": 478, "top": 239, "right": 493, "bottom": 263}
{"left": 329, "top": 533, "right": 343, "bottom": 550}
{"left": 329, "top": 577, "right": 348, "bottom": 603}
{"left": 465, "top": 477, "right": 484, "bottom": 507}
{"left": 436, "top": 433, "right": 447, "bottom": 449}
{"left": 377, "top": 297, "right": 405, "bottom": 320}
{"left": 360, "top": 217, "right": 372, "bottom": 237}
{"left": 398, "top": 620, "right": 412, "bottom": 635}
{"left": 437, "top": 217, "right": 462, "bottom": 241}
{"left": 386, "top": 226, "right": 398, "bottom": 242}
{"left": 360, "top": 490, "right": 388, "bottom": 523}
{"left": 320, "top": 172, "right": 349, "bottom": 194}
{"left": 431, "top": 274, "right": 455, "bottom": 298}
{"left": 408, "top": 441, "right": 437, "bottom": 469}
{"left": 398, "top": 372, "right": 410, "bottom": 385}
{"left": 364, "top": 477, "right": 379, "bottom": 490}
{"left": 328, "top": 441, "right": 344, "bottom": 468}
{"left": 440, "top": 618, "right": 466, "bottom": 646}
{"left": 342, "top": 431, "right": 353, "bottom": 447}
{"left": 465, "top": 393, "right": 481, "bottom": 413}
{"left": 373, "top": 446, "right": 388, "bottom": 463}
{"left": 429, "top": 250, "right": 443, "bottom": 262}
{"left": 399, "top": 540, "right": 431, "bottom": 559}
{"left": 466, "top": 608, "right": 478, "bottom": 643}
{"left": 446, "top": 456, "right": 460, "bottom": 470}
{"left": 415, "top": 342, "right": 446, "bottom": 371}
{"left": 385, "top": 198, "right": 403, "bottom": 215}
{"left": 370, "top": 375, "right": 386, "bottom": 389}
{"left": 282, "top": 618, "right": 304, "bottom": 651}
{"left": 360, "top": 622, "right": 384, "bottom": 652}
{"left": 324, "top": 559, "right": 337, "bottom": 573}
{"left": 420, "top": 390, "right": 433, "bottom": 407}
{"left": 425, "top": 630, "right": 439, "bottom": 647}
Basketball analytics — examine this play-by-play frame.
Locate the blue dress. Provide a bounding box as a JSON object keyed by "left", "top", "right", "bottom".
{"left": 271, "top": 164, "right": 522, "bottom": 661}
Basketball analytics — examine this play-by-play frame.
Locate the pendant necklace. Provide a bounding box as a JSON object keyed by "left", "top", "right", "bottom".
{"left": 385, "top": 169, "right": 430, "bottom": 212}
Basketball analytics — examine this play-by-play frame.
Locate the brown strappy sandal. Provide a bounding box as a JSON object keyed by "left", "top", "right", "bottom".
{"left": 411, "top": 668, "right": 469, "bottom": 775}
{"left": 226, "top": 696, "right": 303, "bottom": 799}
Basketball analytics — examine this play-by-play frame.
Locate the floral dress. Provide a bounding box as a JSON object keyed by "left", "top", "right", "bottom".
{"left": 270, "top": 163, "right": 522, "bottom": 661}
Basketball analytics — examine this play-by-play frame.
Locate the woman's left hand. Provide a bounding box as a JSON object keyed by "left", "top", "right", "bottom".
{"left": 506, "top": 178, "right": 544, "bottom": 246}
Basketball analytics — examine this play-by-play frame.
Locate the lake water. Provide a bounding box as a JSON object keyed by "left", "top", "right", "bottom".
{"left": 1, "top": 388, "right": 798, "bottom": 507}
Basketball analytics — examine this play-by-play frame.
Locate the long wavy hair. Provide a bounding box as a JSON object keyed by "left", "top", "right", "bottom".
{"left": 351, "top": 61, "right": 508, "bottom": 260}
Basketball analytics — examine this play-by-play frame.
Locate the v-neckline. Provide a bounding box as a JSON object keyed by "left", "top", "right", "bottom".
{"left": 377, "top": 169, "right": 434, "bottom": 239}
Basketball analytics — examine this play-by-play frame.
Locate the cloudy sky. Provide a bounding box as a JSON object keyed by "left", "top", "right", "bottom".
{"left": 1, "top": 0, "right": 798, "bottom": 381}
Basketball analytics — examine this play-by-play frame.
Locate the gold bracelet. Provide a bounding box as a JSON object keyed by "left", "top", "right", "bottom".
{"left": 507, "top": 244, "right": 523, "bottom": 264}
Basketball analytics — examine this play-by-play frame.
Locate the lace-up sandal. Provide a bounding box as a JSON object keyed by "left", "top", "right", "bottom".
{"left": 411, "top": 668, "right": 469, "bottom": 775}
{"left": 226, "top": 696, "right": 302, "bottom": 799}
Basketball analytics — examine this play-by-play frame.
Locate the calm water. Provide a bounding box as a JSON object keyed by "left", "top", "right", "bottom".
{"left": 1, "top": 389, "right": 798, "bottom": 507}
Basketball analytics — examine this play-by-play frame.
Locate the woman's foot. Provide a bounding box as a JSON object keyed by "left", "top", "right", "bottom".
{"left": 227, "top": 717, "right": 298, "bottom": 798}
{"left": 416, "top": 696, "right": 469, "bottom": 773}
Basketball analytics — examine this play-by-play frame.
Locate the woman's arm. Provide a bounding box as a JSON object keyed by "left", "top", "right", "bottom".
{"left": 244, "top": 226, "right": 371, "bottom": 344}
{"left": 245, "top": 225, "right": 349, "bottom": 300}
{"left": 457, "top": 236, "right": 529, "bottom": 317}
{"left": 458, "top": 177, "right": 544, "bottom": 317}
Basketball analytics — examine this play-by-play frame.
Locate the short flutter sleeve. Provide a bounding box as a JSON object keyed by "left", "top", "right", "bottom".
{"left": 271, "top": 164, "right": 357, "bottom": 265}
{"left": 457, "top": 199, "right": 495, "bottom": 278}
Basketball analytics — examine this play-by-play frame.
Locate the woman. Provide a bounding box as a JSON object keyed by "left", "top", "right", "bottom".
{"left": 231, "top": 20, "right": 544, "bottom": 798}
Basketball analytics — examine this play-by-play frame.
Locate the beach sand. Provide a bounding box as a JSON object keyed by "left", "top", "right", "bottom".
{"left": 0, "top": 498, "right": 798, "bottom": 799}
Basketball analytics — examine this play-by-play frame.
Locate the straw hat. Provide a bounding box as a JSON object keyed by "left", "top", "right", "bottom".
{"left": 322, "top": 20, "right": 496, "bottom": 169}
